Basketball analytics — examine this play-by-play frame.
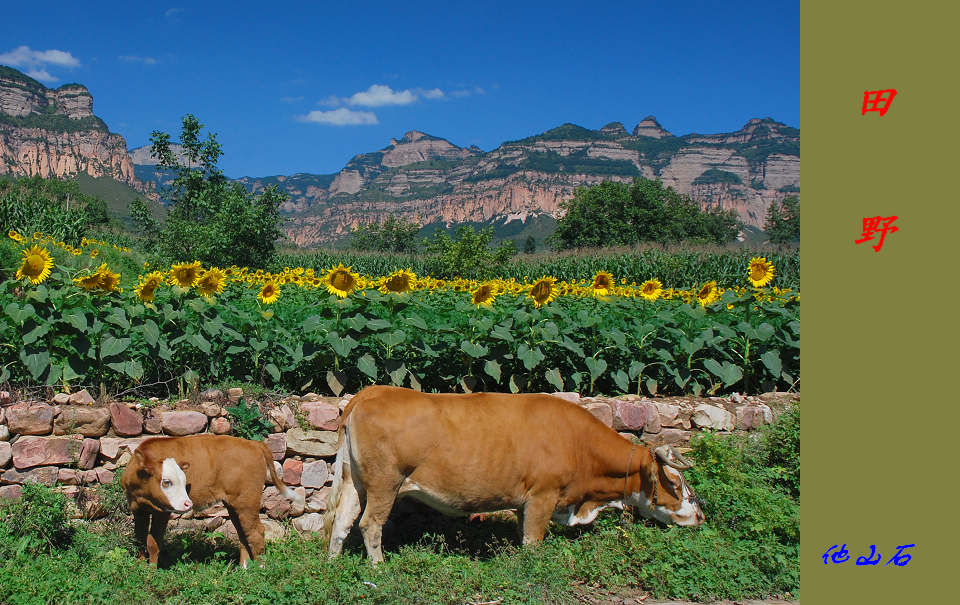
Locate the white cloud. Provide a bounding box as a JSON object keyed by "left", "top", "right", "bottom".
{"left": 317, "top": 95, "right": 341, "bottom": 107}
{"left": 0, "top": 45, "right": 80, "bottom": 68}
{"left": 416, "top": 87, "right": 445, "bottom": 100}
{"left": 25, "top": 69, "right": 57, "bottom": 83}
{"left": 347, "top": 84, "right": 416, "bottom": 107}
{"left": 280, "top": 95, "right": 304, "bottom": 104}
{"left": 298, "top": 108, "right": 379, "bottom": 126}
{"left": 165, "top": 8, "right": 183, "bottom": 17}
{"left": 0, "top": 46, "right": 80, "bottom": 83}
{"left": 119, "top": 55, "right": 158, "bottom": 65}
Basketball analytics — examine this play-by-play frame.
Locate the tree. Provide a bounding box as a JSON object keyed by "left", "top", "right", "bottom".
{"left": 764, "top": 195, "right": 800, "bottom": 245}
{"left": 424, "top": 225, "right": 516, "bottom": 279}
{"left": 523, "top": 235, "right": 537, "bottom": 254}
{"left": 130, "top": 114, "right": 286, "bottom": 268}
{"left": 550, "top": 178, "right": 740, "bottom": 250}
{"left": 350, "top": 215, "right": 422, "bottom": 253}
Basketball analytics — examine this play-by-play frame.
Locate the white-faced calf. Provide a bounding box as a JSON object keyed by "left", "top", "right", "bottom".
{"left": 122, "top": 434, "right": 303, "bottom": 567}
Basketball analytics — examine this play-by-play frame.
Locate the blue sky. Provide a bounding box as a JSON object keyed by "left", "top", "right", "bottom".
{"left": 1, "top": 1, "right": 799, "bottom": 179}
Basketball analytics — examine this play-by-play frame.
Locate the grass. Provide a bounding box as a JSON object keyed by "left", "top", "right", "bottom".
{"left": 0, "top": 404, "right": 799, "bottom": 604}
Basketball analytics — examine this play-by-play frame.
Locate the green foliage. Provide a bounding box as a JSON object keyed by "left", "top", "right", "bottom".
{"left": 424, "top": 225, "right": 517, "bottom": 279}
{"left": 0, "top": 112, "right": 109, "bottom": 133}
{"left": 0, "top": 175, "right": 110, "bottom": 245}
{"left": 0, "top": 237, "right": 20, "bottom": 281}
{"left": 693, "top": 169, "right": 743, "bottom": 186}
{"left": 350, "top": 215, "right": 423, "bottom": 253}
{"left": 225, "top": 398, "right": 273, "bottom": 441}
{"left": 551, "top": 179, "right": 741, "bottom": 250}
{"left": 755, "top": 404, "right": 800, "bottom": 498}
{"left": 504, "top": 122, "right": 610, "bottom": 145}
{"left": 522, "top": 235, "right": 536, "bottom": 254}
{"left": 764, "top": 196, "right": 800, "bottom": 245}
{"left": 0, "top": 482, "right": 76, "bottom": 557}
{"left": 134, "top": 114, "right": 287, "bottom": 268}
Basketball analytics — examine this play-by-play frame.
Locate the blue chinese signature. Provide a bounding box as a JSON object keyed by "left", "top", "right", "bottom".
{"left": 822, "top": 544, "right": 914, "bottom": 567}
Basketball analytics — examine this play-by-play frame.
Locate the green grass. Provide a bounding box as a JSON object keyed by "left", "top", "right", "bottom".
{"left": 0, "top": 406, "right": 799, "bottom": 604}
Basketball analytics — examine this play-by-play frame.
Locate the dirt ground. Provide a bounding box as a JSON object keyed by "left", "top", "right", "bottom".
{"left": 567, "top": 585, "right": 798, "bottom": 605}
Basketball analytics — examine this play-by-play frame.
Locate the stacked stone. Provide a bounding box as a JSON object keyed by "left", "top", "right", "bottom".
{"left": 0, "top": 386, "right": 790, "bottom": 543}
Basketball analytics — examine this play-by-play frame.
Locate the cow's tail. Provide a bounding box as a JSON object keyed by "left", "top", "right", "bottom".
{"left": 260, "top": 442, "right": 305, "bottom": 509}
{"left": 321, "top": 395, "right": 363, "bottom": 549}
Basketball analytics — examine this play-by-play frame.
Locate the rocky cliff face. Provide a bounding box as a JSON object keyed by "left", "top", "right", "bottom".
{"left": 0, "top": 66, "right": 144, "bottom": 191}
{"left": 232, "top": 117, "right": 799, "bottom": 246}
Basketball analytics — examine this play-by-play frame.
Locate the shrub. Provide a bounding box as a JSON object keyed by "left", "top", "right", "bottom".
{"left": 225, "top": 398, "right": 273, "bottom": 440}
{"left": 424, "top": 225, "right": 516, "bottom": 279}
{"left": 0, "top": 482, "right": 76, "bottom": 557}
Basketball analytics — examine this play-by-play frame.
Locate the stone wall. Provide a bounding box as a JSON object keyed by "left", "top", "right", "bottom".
{"left": 0, "top": 387, "right": 795, "bottom": 542}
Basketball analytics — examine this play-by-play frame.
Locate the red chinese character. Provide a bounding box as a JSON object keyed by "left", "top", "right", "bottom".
{"left": 855, "top": 216, "right": 899, "bottom": 252}
{"left": 862, "top": 89, "right": 898, "bottom": 116}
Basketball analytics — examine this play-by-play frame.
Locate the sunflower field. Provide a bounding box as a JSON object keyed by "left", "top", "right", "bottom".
{"left": 0, "top": 230, "right": 799, "bottom": 397}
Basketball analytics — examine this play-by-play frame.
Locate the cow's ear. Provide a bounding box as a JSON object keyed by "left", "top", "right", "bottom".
{"left": 179, "top": 461, "right": 190, "bottom": 470}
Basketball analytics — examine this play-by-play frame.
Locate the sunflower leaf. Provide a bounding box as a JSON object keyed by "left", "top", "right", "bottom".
{"left": 761, "top": 350, "right": 782, "bottom": 379}
{"left": 142, "top": 320, "right": 160, "bottom": 347}
{"left": 357, "top": 354, "right": 378, "bottom": 380}
{"left": 584, "top": 357, "right": 607, "bottom": 382}
{"left": 100, "top": 336, "right": 130, "bottom": 359}
{"left": 327, "top": 370, "right": 346, "bottom": 396}
{"left": 264, "top": 363, "right": 280, "bottom": 382}
{"left": 483, "top": 359, "right": 501, "bottom": 383}
{"left": 544, "top": 368, "right": 564, "bottom": 391}
{"left": 460, "top": 341, "right": 488, "bottom": 358}
{"left": 613, "top": 369, "right": 630, "bottom": 393}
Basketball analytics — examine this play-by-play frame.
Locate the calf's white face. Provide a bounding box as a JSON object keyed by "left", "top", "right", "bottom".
{"left": 160, "top": 458, "right": 193, "bottom": 512}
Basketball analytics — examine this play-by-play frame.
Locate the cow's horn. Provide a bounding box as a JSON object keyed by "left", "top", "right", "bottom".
{"left": 654, "top": 445, "right": 694, "bottom": 470}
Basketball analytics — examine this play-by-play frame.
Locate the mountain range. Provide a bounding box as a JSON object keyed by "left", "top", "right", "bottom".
{"left": 1, "top": 65, "right": 799, "bottom": 247}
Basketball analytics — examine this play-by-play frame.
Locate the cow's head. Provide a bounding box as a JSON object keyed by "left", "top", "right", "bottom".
{"left": 122, "top": 449, "right": 194, "bottom": 513}
{"left": 627, "top": 445, "right": 704, "bottom": 527}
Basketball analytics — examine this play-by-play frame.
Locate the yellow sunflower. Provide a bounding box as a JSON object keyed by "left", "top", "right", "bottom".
{"left": 73, "top": 271, "right": 102, "bottom": 291}
{"left": 95, "top": 263, "right": 121, "bottom": 292}
{"left": 15, "top": 245, "right": 54, "bottom": 284}
{"left": 696, "top": 281, "right": 720, "bottom": 307}
{"left": 379, "top": 268, "right": 416, "bottom": 294}
{"left": 134, "top": 271, "right": 166, "bottom": 302}
{"left": 528, "top": 276, "right": 558, "bottom": 308}
{"left": 8, "top": 229, "right": 25, "bottom": 244}
{"left": 195, "top": 268, "right": 227, "bottom": 297}
{"left": 590, "top": 271, "right": 615, "bottom": 296}
{"left": 90, "top": 248, "right": 99, "bottom": 258}
{"left": 747, "top": 257, "right": 775, "bottom": 288}
{"left": 258, "top": 280, "right": 281, "bottom": 304}
{"left": 169, "top": 261, "right": 202, "bottom": 288}
{"left": 639, "top": 278, "right": 663, "bottom": 301}
{"left": 471, "top": 283, "right": 497, "bottom": 308}
{"left": 323, "top": 264, "right": 360, "bottom": 298}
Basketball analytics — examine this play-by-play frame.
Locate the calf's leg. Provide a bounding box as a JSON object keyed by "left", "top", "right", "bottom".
{"left": 147, "top": 511, "right": 171, "bottom": 565}
{"left": 227, "top": 504, "right": 265, "bottom": 569}
{"left": 133, "top": 509, "right": 150, "bottom": 560}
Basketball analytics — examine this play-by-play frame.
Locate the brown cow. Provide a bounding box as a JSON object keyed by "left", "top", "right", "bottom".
{"left": 323, "top": 386, "right": 704, "bottom": 564}
{"left": 122, "top": 434, "right": 304, "bottom": 567}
